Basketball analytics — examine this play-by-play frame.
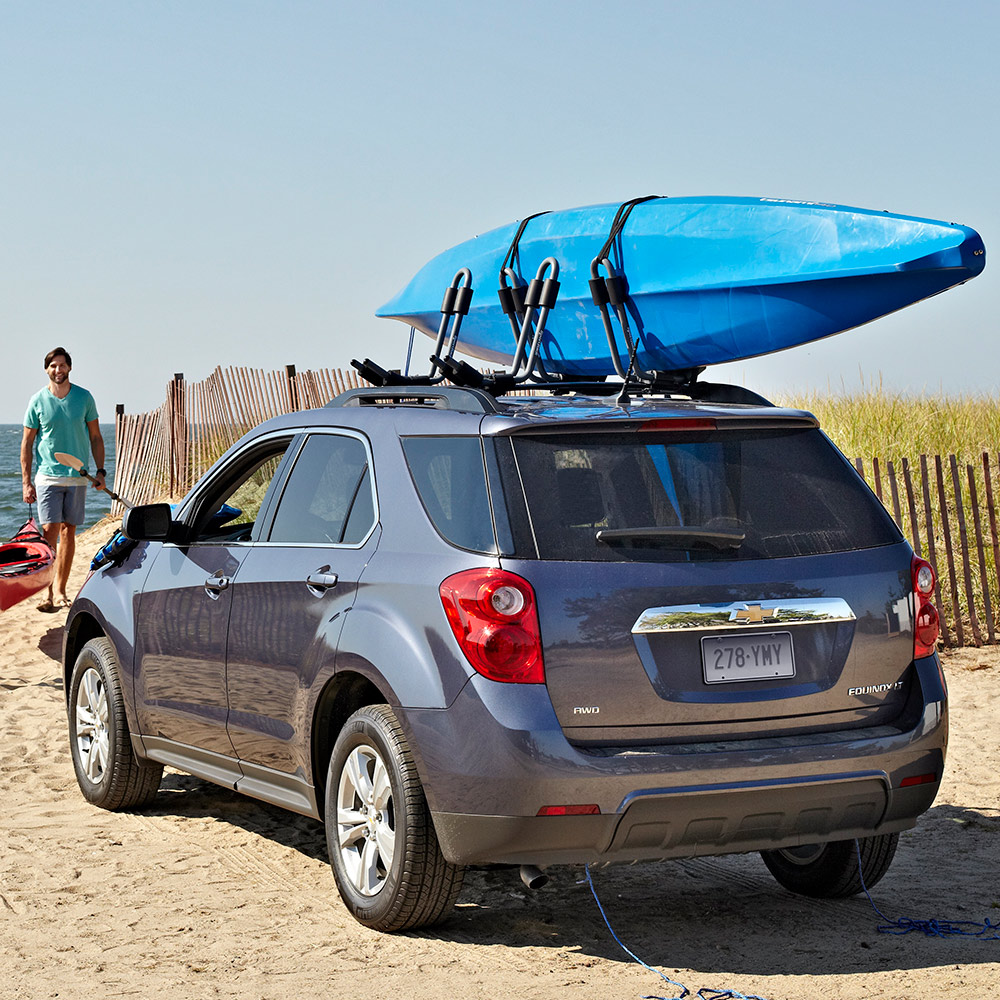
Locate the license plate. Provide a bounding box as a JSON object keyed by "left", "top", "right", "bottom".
{"left": 701, "top": 631, "right": 795, "bottom": 684}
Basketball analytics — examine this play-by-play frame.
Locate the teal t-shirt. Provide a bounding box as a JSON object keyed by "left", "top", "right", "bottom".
{"left": 23, "top": 384, "right": 100, "bottom": 478}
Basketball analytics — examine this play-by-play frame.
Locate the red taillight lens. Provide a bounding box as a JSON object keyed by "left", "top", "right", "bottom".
{"left": 912, "top": 555, "right": 940, "bottom": 658}
{"left": 440, "top": 569, "right": 544, "bottom": 683}
{"left": 899, "top": 772, "right": 938, "bottom": 788}
{"left": 536, "top": 804, "right": 601, "bottom": 816}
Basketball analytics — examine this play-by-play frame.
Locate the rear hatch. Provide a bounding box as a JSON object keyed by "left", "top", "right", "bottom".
{"left": 492, "top": 413, "right": 916, "bottom": 745}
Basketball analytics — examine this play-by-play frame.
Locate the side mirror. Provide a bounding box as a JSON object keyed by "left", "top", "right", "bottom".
{"left": 122, "top": 503, "right": 174, "bottom": 542}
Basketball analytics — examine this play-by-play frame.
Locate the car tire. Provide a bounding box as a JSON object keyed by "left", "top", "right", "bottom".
{"left": 326, "top": 704, "right": 464, "bottom": 931}
{"left": 760, "top": 833, "right": 899, "bottom": 898}
{"left": 68, "top": 637, "right": 163, "bottom": 810}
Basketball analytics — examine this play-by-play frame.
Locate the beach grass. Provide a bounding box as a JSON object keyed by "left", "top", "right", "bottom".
{"left": 774, "top": 382, "right": 1000, "bottom": 462}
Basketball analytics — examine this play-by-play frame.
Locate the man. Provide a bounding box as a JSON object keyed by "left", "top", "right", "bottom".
{"left": 21, "top": 347, "right": 106, "bottom": 611}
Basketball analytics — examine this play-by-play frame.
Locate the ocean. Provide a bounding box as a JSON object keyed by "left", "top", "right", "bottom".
{"left": 0, "top": 423, "right": 118, "bottom": 541}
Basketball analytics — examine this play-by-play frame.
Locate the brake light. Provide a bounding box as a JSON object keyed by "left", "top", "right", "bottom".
{"left": 440, "top": 569, "right": 544, "bottom": 683}
{"left": 912, "top": 555, "right": 940, "bottom": 658}
{"left": 639, "top": 418, "right": 717, "bottom": 432}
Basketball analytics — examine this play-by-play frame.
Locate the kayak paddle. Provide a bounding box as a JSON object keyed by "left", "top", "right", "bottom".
{"left": 53, "top": 452, "right": 134, "bottom": 509}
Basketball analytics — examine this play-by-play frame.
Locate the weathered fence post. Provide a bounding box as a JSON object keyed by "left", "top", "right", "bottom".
{"left": 935, "top": 455, "right": 965, "bottom": 647}
{"left": 949, "top": 455, "right": 984, "bottom": 646}
{"left": 983, "top": 453, "right": 1000, "bottom": 627}
{"left": 967, "top": 463, "right": 995, "bottom": 643}
{"left": 901, "top": 457, "right": 921, "bottom": 556}
{"left": 168, "top": 373, "right": 187, "bottom": 497}
{"left": 920, "top": 455, "right": 951, "bottom": 647}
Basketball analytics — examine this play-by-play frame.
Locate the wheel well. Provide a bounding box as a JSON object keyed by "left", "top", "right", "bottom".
{"left": 63, "top": 613, "right": 106, "bottom": 698}
{"left": 312, "top": 672, "right": 387, "bottom": 820}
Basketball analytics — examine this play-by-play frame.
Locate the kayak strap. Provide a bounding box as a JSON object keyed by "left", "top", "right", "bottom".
{"left": 497, "top": 211, "right": 551, "bottom": 288}
{"left": 594, "top": 194, "right": 660, "bottom": 269}
{"left": 588, "top": 195, "right": 663, "bottom": 390}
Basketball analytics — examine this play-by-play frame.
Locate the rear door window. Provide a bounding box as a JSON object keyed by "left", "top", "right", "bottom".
{"left": 268, "top": 433, "right": 376, "bottom": 545}
{"left": 507, "top": 427, "right": 900, "bottom": 561}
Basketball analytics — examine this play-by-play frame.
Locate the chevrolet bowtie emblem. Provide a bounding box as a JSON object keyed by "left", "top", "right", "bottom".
{"left": 730, "top": 603, "right": 779, "bottom": 624}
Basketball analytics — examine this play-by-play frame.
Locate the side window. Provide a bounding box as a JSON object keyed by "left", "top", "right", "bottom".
{"left": 402, "top": 436, "right": 496, "bottom": 554}
{"left": 222, "top": 454, "right": 285, "bottom": 527}
{"left": 268, "top": 434, "right": 376, "bottom": 545}
{"left": 191, "top": 442, "right": 292, "bottom": 542}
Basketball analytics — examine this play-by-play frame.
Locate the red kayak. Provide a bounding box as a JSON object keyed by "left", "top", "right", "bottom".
{"left": 0, "top": 517, "right": 55, "bottom": 612}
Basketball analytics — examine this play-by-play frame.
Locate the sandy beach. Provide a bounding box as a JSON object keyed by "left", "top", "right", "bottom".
{"left": 2, "top": 521, "right": 998, "bottom": 1000}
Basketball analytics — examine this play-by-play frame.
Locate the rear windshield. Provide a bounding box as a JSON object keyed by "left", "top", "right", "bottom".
{"left": 505, "top": 428, "right": 900, "bottom": 561}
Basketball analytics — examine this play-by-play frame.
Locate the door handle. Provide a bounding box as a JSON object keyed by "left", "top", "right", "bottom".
{"left": 306, "top": 569, "right": 339, "bottom": 598}
{"left": 205, "top": 574, "right": 231, "bottom": 599}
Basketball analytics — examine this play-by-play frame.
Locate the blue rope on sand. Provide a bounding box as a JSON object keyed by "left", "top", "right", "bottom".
{"left": 855, "top": 840, "right": 1000, "bottom": 940}
{"left": 585, "top": 841, "right": 999, "bottom": 1000}
{"left": 583, "top": 865, "right": 770, "bottom": 1000}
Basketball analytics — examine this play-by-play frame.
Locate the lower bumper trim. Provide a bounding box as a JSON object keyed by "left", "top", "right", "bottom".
{"left": 432, "top": 769, "right": 935, "bottom": 867}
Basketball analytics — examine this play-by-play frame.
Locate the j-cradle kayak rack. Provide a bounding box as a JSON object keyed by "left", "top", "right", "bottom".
{"left": 353, "top": 197, "right": 770, "bottom": 405}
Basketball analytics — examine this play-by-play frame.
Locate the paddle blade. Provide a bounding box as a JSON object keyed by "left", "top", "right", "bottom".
{"left": 53, "top": 452, "right": 85, "bottom": 472}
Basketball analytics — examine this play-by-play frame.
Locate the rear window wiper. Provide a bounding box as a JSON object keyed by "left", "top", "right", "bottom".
{"left": 596, "top": 526, "right": 745, "bottom": 551}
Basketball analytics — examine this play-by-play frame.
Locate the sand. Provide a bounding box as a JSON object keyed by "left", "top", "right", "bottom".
{"left": 2, "top": 522, "right": 998, "bottom": 1000}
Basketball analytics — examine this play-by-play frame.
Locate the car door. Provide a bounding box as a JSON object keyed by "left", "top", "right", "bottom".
{"left": 132, "top": 433, "right": 294, "bottom": 759}
{"left": 224, "top": 430, "right": 380, "bottom": 778}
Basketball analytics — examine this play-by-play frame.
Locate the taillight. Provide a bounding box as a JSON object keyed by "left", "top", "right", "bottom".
{"left": 912, "top": 555, "right": 940, "bottom": 658}
{"left": 440, "top": 569, "right": 544, "bottom": 683}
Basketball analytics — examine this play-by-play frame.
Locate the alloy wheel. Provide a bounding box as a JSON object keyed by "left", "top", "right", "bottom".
{"left": 336, "top": 745, "right": 396, "bottom": 896}
{"left": 75, "top": 666, "right": 110, "bottom": 784}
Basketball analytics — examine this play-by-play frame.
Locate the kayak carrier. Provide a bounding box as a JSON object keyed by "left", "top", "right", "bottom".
{"left": 353, "top": 221, "right": 771, "bottom": 406}
{"left": 356, "top": 197, "right": 776, "bottom": 404}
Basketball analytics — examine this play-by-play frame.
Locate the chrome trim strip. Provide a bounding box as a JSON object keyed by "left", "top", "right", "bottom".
{"left": 632, "top": 598, "right": 855, "bottom": 634}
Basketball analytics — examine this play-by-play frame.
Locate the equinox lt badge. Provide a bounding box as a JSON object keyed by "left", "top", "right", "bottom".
{"left": 849, "top": 681, "right": 905, "bottom": 697}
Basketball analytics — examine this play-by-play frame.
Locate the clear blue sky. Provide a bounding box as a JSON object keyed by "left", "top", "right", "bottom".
{"left": 2, "top": 0, "right": 996, "bottom": 423}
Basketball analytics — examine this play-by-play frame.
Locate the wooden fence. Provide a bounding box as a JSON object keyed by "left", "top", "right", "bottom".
{"left": 111, "top": 365, "right": 1000, "bottom": 649}
{"left": 113, "top": 365, "right": 369, "bottom": 510}
{"left": 854, "top": 454, "right": 1000, "bottom": 648}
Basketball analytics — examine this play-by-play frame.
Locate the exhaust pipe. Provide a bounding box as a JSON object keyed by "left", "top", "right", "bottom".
{"left": 519, "top": 864, "right": 548, "bottom": 890}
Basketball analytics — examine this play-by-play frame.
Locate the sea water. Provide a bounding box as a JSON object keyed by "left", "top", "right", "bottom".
{"left": 0, "top": 424, "right": 117, "bottom": 540}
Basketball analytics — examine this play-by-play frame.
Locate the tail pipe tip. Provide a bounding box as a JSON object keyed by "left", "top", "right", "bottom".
{"left": 519, "top": 864, "right": 549, "bottom": 891}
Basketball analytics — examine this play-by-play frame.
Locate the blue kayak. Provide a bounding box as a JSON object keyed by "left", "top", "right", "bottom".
{"left": 376, "top": 196, "right": 986, "bottom": 376}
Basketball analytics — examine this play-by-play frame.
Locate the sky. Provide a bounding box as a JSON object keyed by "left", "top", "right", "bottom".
{"left": 1, "top": 0, "right": 997, "bottom": 423}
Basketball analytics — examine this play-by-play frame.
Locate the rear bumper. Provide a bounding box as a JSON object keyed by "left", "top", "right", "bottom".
{"left": 401, "top": 654, "right": 947, "bottom": 866}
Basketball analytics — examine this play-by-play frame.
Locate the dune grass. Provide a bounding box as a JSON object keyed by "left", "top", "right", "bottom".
{"left": 774, "top": 382, "right": 1000, "bottom": 462}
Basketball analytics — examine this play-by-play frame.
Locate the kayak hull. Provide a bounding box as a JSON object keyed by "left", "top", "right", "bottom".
{"left": 0, "top": 519, "right": 55, "bottom": 612}
{"left": 376, "top": 197, "right": 985, "bottom": 375}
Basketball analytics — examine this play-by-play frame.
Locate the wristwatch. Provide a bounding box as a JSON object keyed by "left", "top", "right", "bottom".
{"left": 96, "top": 468, "right": 107, "bottom": 477}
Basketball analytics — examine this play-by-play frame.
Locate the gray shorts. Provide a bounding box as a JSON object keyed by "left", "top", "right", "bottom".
{"left": 37, "top": 483, "right": 87, "bottom": 527}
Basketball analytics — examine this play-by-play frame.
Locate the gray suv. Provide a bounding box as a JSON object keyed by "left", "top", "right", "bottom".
{"left": 65, "top": 384, "right": 946, "bottom": 931}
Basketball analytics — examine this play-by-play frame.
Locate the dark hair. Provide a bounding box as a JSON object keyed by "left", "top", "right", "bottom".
{"left": 44, "top": 347, "right": 72, "bottom": 368}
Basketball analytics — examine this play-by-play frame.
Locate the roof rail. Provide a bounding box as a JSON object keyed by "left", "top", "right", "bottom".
{"left": 327, "top": 386, "right": 501, "bottom": 413}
